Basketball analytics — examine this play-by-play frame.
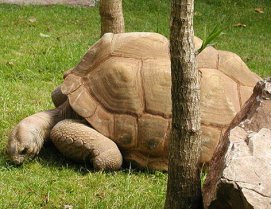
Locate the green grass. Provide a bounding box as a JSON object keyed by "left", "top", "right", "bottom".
{"left": 0, "top": 0, "right": 270, "bottom": 208}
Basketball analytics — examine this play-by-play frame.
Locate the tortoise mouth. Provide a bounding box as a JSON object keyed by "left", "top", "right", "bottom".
{"left": 9, "top": 155, "right": 25, "bottom": 165}
{"left": 11, "top": 150, "right": 37, "bottom": 165}
{"left": 7, "top": 141, "right": 37, "bottom": 165}
{"left": 6, "top": 145, "right": 27, "bottom": 165}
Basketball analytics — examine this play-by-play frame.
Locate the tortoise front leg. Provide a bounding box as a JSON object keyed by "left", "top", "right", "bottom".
{"left": 7, "top": 101, "right": 74, "bottom": 165}
{"left": 7, "top": 108, "right": 62, "bottom": 164}
{"left": 50, "top": 119, "right": 123, "bottom": 171}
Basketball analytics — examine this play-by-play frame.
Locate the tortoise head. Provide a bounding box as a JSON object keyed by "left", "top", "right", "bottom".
{"left": 7, "top": 123, "right": 40, "bottom": 165}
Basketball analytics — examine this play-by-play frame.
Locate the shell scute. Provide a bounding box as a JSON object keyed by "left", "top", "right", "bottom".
{"left": 68, "top": 85, "right": 97, "bottom": 118}
{"left": 87, "top": 57, "right": 144, "bottom": 115}
{"left": 61, "top": 74, "right": 82, "bottom": 95}
{"left": 200, "top": 68, "right": 240, "bottom": 126}
{"left": 197, "top": 46, "right": 218, "bottom": 69}
{"left": 200, "top": 125, "right": 222, "bottom": 162}
{"left": 218, "top": 50, "right": 260, "bottom": 87}
{"left": 86, "top": 105, "right": 114, "bottom": 139}
{"left": 137, "top": 115, "right": 169, "bottom": 156}
{"left": 111, "top": 32, "right": 169, "bottom": 59}
{"left": 114, "top": 114, "right": 137, "bottom": 149}
{"left": 71, "top": 33, "right": 114, "bottom": 76}
{"left": 60, "top": 32, "right": 261, "bottom": 169}
{"left": 142, "top": 59, "right": 172, "bottom": 118}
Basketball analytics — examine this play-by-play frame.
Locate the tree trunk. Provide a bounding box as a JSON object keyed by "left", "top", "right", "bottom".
{"left": 164, "top": 0, "right": 203, "bottom": 209}
{"left": 99, "top": 0, "right": 125, "bottom": 36}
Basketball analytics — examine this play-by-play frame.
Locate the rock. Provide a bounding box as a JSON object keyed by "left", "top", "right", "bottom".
{"left": 203, "top": 77, "right": 271, "bottom": 209}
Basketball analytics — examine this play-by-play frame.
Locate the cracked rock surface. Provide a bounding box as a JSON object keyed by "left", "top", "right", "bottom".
{"left": 203, "top": 77, "right": 271, "bottom": 209}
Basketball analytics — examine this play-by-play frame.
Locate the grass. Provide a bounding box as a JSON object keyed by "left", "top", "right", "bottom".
{"left": 0, "top": 0, "right": 270, "bottom": 208}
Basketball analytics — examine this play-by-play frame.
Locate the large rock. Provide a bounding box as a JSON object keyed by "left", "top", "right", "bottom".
{"left": 203, "top": 77, "right": 271, "bottom": 209}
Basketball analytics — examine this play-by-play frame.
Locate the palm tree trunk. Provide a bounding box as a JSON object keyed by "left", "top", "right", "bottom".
{"left": 164, "top": 0, "right": 203, "bottom": 208}
{"left": 99, "top": 0, "right": 125, "bottom": 36}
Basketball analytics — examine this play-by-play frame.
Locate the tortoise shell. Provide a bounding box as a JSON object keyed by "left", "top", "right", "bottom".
{"left": 61, "top": 32, "right": 260, "bottom": 170}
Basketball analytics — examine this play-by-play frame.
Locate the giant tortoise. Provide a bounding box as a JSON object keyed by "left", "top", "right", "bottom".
{"left": 7, "top": 32, "right": 260, "bottom": 171}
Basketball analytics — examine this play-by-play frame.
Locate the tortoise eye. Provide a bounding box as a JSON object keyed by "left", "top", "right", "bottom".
{"left": 19, "top": 148, "right": 28, "bottom": 155}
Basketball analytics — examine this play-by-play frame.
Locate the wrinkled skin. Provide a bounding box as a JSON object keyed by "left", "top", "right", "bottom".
{"left": 7, "top": 121, "right": 43, "bottom": 164}
{"left": 7, "top": 105, "right": 123, "bottom": 171}
{"left": 7, "top": 108, "right": 63, "bottom": 164}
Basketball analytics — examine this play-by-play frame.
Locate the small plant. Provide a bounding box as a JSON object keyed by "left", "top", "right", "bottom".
{"left": 200, "top": 167, "right": 208, "bottom": 188}
{"left": 197, "top": 24, "right": 226, "bottom": 55}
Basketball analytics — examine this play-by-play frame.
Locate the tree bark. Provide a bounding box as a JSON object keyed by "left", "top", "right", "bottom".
{"left": 164, "top": 0, "right": 203, "bottom": 209}
{"left": 99, "top": 0, "right": 125, "bottom": 36}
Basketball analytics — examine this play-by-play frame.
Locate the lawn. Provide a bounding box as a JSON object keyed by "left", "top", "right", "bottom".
{"left": 0, "top": 0, "right": 270, "bottom": 208}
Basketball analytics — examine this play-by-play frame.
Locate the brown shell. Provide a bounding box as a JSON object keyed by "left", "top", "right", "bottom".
{"left": 61, "top": 32, "right": 260, "bottom": 167}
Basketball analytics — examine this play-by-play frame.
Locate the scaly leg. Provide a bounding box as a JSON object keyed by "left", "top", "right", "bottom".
{"left": 50, "top": 119, "right": 123, "bottom": 171}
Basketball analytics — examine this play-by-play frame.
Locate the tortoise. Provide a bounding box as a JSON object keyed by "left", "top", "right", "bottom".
{"left": 7, "top": 32, "right": 260, "bottom": 171}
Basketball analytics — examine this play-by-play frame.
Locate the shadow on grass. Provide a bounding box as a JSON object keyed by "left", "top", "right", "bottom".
{"left": 0, "top": 142, "right": 92, "bottom": 174}
{"left": 40, "top": 143, "right": 160, "bottom": 175}
{"left": 1, "top": 141, "right": 157, "bottom": 175}
{"left": 36, "top": 142, "right": 100, "bottom": 175}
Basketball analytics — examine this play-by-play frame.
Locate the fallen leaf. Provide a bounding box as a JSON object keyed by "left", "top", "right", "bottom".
{"left": 233, "top": 23, "right": 247, "bottom": 28}
{"left": 95, "top": 192, "right": 106, "bottom": 199}
{"left": 12, "top": 51, "right": 23, "bottom": 56}
{"left": 28, "top": 17, "right": 37, "bottom": 23}
{"left": 255, "top": 8, "right": 264, "bottom": 13}
{"left": 243, "top": 56, "right": 252, "bottom": 62}
{"left": 6, "top": 61, "right": 15, "bottom": 67}
{"left": 44, "top": 192, "right": 50, "bottom": 204}
{"left": 40, "top": 192, "right": 50, "bottom": 207}
{"left": 64, "top": 205, "right": 73, "bottom": 209}
{"left": 40, "top": 33, "right": 50, "bottom": 38}
{"left": 194, "top": 11, "right": 202, "bottom": 16}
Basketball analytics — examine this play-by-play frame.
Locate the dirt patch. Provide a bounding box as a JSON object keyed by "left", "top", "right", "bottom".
{"left": 0, "top": 0, "right": 96, "bottom": 6}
